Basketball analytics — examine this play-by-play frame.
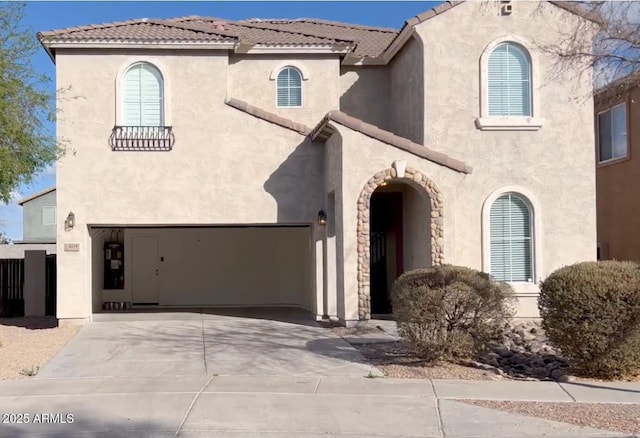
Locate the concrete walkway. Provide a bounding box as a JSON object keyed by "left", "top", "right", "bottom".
{"left": 0, "top": 376, "right": 638, "bottom": 437}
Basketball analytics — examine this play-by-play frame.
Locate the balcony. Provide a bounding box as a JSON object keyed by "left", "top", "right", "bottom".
{"left": 109, "top": 126, "right": 175, "bottom": 151}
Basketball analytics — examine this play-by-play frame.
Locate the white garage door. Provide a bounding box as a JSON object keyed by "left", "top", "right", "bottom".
{"left": 129, "top": 226, "right": 313, "bottom": 310}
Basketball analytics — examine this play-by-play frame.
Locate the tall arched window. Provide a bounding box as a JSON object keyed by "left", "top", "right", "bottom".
{"left": 276, "top": 67, "right": 302, "bottom": 108}
{"left": 487, "top": 43, "right": 532, "bottom": 117}
{"left": 122, "top": 62, "right": 164, "bottom": 126}
{"left": 489, "top": 193, "right": 534, "bottom": 282}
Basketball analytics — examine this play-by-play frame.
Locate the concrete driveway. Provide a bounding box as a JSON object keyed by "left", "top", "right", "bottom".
{"left": 37, "top": 308, "right": 378, "bottom": 378}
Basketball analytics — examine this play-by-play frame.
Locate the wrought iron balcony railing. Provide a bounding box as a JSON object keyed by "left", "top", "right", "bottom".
{"left": 109, "top": 126, "right": 175, "bottom": 151}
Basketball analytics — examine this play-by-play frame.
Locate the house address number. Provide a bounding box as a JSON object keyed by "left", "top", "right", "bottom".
{"left": 64, "top": 243, "right": 80, "bottom": 252}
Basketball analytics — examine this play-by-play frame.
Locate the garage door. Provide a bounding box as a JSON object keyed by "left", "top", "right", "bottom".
{"left": 129, "top": 226, "right": 312, "bottom": 310}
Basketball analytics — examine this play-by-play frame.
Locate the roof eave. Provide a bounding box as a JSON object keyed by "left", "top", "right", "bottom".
{"left": 380, "top": 22, "right": 416, "bottom": 64}
{"left": 17, "top": 187, "right": 56, "bottom": 206}
{"left": 341, "top": 54, "right": 386, "bottom": 66}
{"left": 37, "top": 33, "right": 57, "bottom": 64}
{"left": 40, "top": 40, "right": 238, "bottom": 50}
{"left": 236, "top": 43, "right": 352, "bottom": 55}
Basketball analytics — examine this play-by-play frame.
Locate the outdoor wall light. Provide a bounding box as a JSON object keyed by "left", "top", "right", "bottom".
{"left": 317, "top": 210, "right": 327, "bottom": 226}
{"left": 65, "top": 211, "right": 75, "bottom": 230}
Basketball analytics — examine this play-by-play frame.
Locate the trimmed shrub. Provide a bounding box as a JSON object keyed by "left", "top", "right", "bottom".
{"left": 539, "top": 261, "right": 640, "bottom": 378}
{"left": 391, "top": 265, "right": 515, "bottom": 362}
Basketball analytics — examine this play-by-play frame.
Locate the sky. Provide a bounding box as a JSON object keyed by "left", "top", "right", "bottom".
{"left": 0, "top": 0, "right": 442, "bottom": 241}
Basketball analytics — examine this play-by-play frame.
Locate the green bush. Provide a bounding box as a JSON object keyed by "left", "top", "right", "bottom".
{"left": 391, "top": 265, "right": 515, "bottom": 362}
{"left": 539, "top": 261, "right": 640, "bottom": 378}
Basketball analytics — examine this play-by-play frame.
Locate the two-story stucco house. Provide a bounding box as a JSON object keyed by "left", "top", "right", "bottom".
{"left": 39, "top": 0, "right": 597, "bottom": 327}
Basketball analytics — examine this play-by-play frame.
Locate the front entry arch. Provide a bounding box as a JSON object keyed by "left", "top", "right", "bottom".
{"left": 356, "top": 167, "right": 444, "bottom": 320}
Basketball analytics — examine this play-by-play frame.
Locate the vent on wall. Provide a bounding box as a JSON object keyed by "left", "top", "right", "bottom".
{"left": 501, "top": 0, "right": 513, "bottom": 15}
{"left": 597, "top": 242, "right": 609, "bottom": 261}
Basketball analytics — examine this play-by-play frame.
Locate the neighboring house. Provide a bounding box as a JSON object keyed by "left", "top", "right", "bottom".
{"left": 39, "top": 0, "right": 597, "bottom": 327}
{"left": 17, "top": 187, "right": 57, "bottom": 244}
{"left": 594, "top": 72, "right": 639, "bottom": 262}
{"left": 0, "top": 188, "right": 57, "bottom": 258}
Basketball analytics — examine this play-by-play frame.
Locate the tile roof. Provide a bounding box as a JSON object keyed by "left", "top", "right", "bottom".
{"left": 239, "top": 19, "right": 398, "bottom": 57}
{"left": 224, "top": 97, "right": 312, "bottom": 135}
{"left": 310, "top": 112, "right": 473, "bottom": 174}
{"left": 38, "top": 2, "right": 596, "bottom": 58}
{"left": 225, "top": 96, "right": 471, "bottom": 174}
{"left": 39, "top": 15, "right": 381, "bottom": 52}
{"left": 38, "top": 19, "right": 235, "bottom": 43}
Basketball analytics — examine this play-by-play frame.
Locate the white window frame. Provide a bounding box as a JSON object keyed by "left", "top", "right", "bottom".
{"left": 274, "top": 66, "right": 304, "bottom": 109}
{"left": 482, "top": 186, "right": 542, "bottom": 292}
{"left": 115, "top": 58, "right": 171, "bottom": 127}
{"left": 476, "top": 36, "right": 544, "bottom": 131}
{"left": 42, "top": 206, "right": 56, "bottom": 226}
{"left": 597, "top": 102, "right": 628, "bottom": 164}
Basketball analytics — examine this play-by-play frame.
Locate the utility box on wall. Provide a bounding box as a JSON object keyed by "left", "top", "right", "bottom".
{"left": 104, "top": 241, "right": 124, "bottom": 289}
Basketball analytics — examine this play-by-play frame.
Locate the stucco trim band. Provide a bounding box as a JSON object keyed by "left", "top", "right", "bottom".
{"left": 311, "top": 111, "right": 473, "bottom": 174}
{"left": 356, "top": 167, "right": 444, "bottom": 320}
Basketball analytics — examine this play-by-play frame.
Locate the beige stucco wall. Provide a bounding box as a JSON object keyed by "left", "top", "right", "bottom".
{"left": 412, "top": 1, "right": 597, "bottom": 291}
{"left": 339, "top": 66, "right": 390, "bottom": 130}
{"left": 323, "top": 132, "right": 344, "bottom": 319}
{"left": 389, "top": 36, "right": 424, "bottom": 144}
{"left": 0, "top": 244, "right": 56, "bottom": 258}
{"left": 228, "top": 54, "right": 340, "bottom": 127}
{"left": 55, "top": 49, "right": 323, "bottom": 321}
{"left": 402, "top": 184, "right": 431, "bottom": 271}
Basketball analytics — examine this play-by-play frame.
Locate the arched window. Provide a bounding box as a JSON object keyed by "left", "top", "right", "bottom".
{"left": 122, "top": 62, "right": 164, "bottom": 126}
{"left": 487, "top": 43, "right": 532, "bottom": 117}
{"left": 489, "top": 193, "right": 534, "bottom": 282}
{"left": 276, "top": 67, "right": 302, "bottom": 108}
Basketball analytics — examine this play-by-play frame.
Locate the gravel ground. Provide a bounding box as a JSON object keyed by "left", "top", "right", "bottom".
{"left": 460, "top": 400, "right": 640, "bottom": 435}
{"left": 350, "top": 340, "right": 492, "bottom": 380}
{"left": 0, "top": 317, "right": 80, "bottom": 380}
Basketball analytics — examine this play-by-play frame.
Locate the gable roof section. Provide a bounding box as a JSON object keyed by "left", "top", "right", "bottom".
{"left": 380, "top": 1, "right": 600, "bottom": 63}
{"left": 17, "top": 187, "right": 56, "bottom": 206}
{"left": 311, "top": 112, "right": 473, "bottom": 174}
{"left": 224, "top": 96, "right": 471, "bottom": 174}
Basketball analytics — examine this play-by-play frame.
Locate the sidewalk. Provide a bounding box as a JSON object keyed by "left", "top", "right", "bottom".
{"left": 0, "top": 375, "right": 637, "bottom": 437}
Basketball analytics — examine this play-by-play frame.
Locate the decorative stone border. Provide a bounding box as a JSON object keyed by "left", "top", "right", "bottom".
{"left": 356, "top": 167, "right": 444, "bottom": 320}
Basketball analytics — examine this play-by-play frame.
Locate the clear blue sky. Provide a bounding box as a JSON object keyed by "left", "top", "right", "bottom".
{"left": 0, "top": 1, "right": 442, "bottom": 241}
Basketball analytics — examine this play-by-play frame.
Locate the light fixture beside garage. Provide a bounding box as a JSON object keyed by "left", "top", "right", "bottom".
{"left": 317, "top": 210, "right": 327, "bottom": 226}
{"left": 65, "top": 211, "right": 75, "bottom": 230}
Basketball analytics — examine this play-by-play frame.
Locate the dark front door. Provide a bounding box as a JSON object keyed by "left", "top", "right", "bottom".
{"left": 370, "top": 191, "right": 403, "bottom": 314}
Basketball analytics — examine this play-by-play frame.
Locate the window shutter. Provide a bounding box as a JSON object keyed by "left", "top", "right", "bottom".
{"left": 488, "top": 43, "right": 532, "bottom": 117}
{"left": 490, "top": 193, "right": 533, "bottom": 282}
{"left": 276, "top": 68, "right": 302, "bottom": 107}
{"left": 123, "top": 66, "right": 142, "bottom": 126}
{"left": 122, "top": 63, "right": 164, "bottom": 126}
{"left": 140, "top": 65, "right": 163, "bottom": 126}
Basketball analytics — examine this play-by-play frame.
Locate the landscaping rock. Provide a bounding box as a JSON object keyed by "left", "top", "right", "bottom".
{"left": 477, "top": 320, "right": 574, "bottom": 382}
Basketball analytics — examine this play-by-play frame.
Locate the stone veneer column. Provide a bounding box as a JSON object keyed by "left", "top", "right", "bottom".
{"left": 356, "top": 167, "right": 444, "bottom": 320}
